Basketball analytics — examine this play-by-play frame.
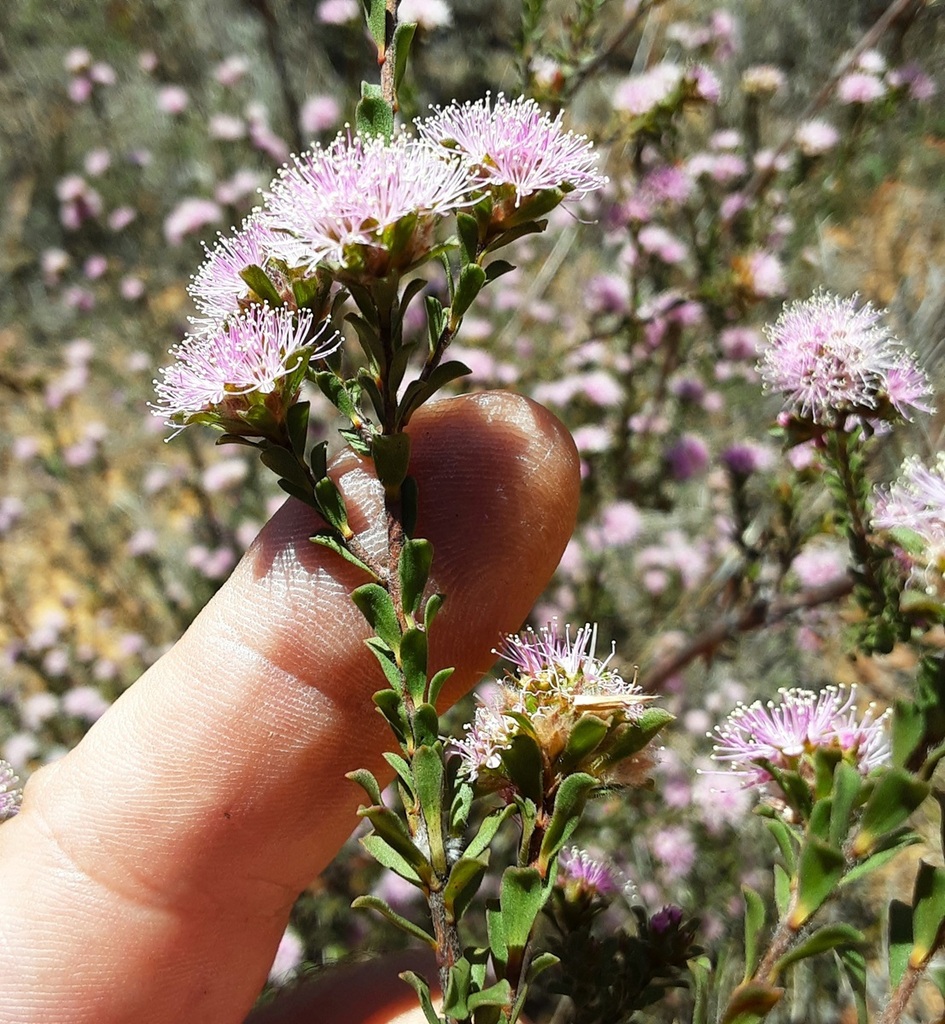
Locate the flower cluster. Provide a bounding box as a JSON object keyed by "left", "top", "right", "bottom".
{"left": 873, "top": 453, "right": 945, "bottom": 582}
{"left": 417, "top": 93, "right": 608, "bottom": 210}
{"left": 453, "top": 622, "right": 663, "bottom": 789}
{"left": 710, "top": 685, "right": 890, "bottom": 789}
{"left": 760, "top": 292, "right": 933, "bottom": 429}
{"left": 153, "top": 96, "right": 604, "bottom": 432}
{"left": 0, "top": 761, "right": 21, "bottom": 822}
{"left": 558, "top": 846, "right": 623, "bottom": 899}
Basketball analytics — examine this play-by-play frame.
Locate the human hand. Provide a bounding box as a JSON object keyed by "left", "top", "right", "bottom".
{"left": 0, "top": 392, "right": 579, "bottom": 1024}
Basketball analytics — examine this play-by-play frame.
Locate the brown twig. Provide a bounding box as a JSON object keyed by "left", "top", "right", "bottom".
{"left": 380, "top": 0, "right": 400, "bottom": 107}
{"left": 641, "top": 575, "right": 855, "bottom": 690}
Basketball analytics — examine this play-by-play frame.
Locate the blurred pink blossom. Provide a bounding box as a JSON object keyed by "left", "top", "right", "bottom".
{"left": 157, "top": 84, "right": 189, "bottom": 115}
{"left": 164, "top": 197, "right": 223, "bottom": 246}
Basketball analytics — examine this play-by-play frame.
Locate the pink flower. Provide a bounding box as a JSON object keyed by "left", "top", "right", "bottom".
{"left": 613, "top": 63, "right": 682, "bottom": 116}
{"left": 873, "top": 454, "right": 945, "bottom": 566}
{"left": 157, "top": 84, "right": 189, "bottom": 115}
{"left": 418, "top": 93, "right": 607, "bottom": 205}
{"left": 299, "top": 95, "right": 340, "bottom": 135}
{"left": 316, "top": 0, "right": 358, "bottom": 22}
{"left": 209, "top": 114, "right": 246, "bottom": 141}
{"left": 711, "top": 685, "right": 890, "bottom": 788}
{"left": 214, "top": 55, "right": 250, "bottom": 87}
{"left": 760, "top": 292, "right": 932, "bottom": 426}
{"left": 164, "top": 197, "right": 223, "bottom": 246}
{"left": 794, "top": 119, "right": 840, "bottom": 157}
{"left": 398, "top": 0, "right": 452, "bottom": 29}
{"left": 791, "top": 544, "right": 848, "bottom": 588}
{"left": 558, "top": 847, "right": 622, "bottom": 897}
{"left": 152, "top": 305, "right": 340, "bottom": 431}
{"left": 837, "top": 72, "right": 885, "bottom": 105}
{"left": 264, "top": 130, "right": 471, "bottom": 272}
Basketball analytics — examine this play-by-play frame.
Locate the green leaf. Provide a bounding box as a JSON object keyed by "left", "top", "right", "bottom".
{"left": 791, "top": 837, "right": 845, "bottom": 927}
{"left": 313, "top": 370, "right": 362, "bottom": 423}
{"left": 465, "top": 805, "right": 516, "bottom": 860}
{"left": 500, "top": 733, "right": 544, "bottom": 805}
{"left": 772, "top": 923, "right": 864, "bottom": 974}
{"left": 443, "top": 854, "right": 490, "bottom": 922}
{"left": 442, "top": 957, "right": 472, "bottom": 1017}
{"left": 382, "top": 751, "right": 414, "bottom": 794}
{"left": 372, "top": 431, "right": 412, "bottom": 491}
{"left": 314, "top": 476, "right": 352, "bottom": 538}
{"left": 891, "top": 699, "right": 926, "bottom": 769}
{"left": 356, "top": 83, "right": 393, "bottom": 141}
{"left": 428, "top": 666, "right": 454, "bottom": 707}
{"left": 451, "top": 263, "right": 487, "bottom": 320}
{"left": 526, "top": 951, "right": 560, "bottom": 984}
{"left": 538, "top": 773, "right": 598, "bottom": 874}
{"left": 413, "top": 702, "right": 440, "bottom": 748}
{"left": 468, "top": 980, "right": 513, "bottom": 1011}
{"left": 425, "top": 294, "right": 447, "bottom": 350}
{"left": 373, "top": 688, "right": 407, "bottom": 744}
{"left": 773, "top": 863, "right": 791, "bottom": 917}
{"left": 360, "top": 0, "right": 386, "bottom": 44}
{"left": 888, "top": 898, "right": 913, "bottom": 988}
{"left": 456, "top": 213, "right": 480, "bottom": 266}
{"left": 836, "top": 947, "right": 868, "bottom": 1024}
{"left": 259, "top": 445, "right": 309, "bottom": 491}
{"left": 365, "top": 637, "right": 401, "bottom": 690}
{"left": 830, "top": 760, "right": 862, "bottom": 848}
{"left": 424, "top": 593, "right": 445, "bottom": 633}
{"left": 912, "top": 860, "right": 945, "bottom": 963}
{"left": 556, "top": 715, "right": 608, "bottom": 775}
{"left": 397, "top": 361, "right": 472, "bottom": 426}
{"left": 352, "top": 583, "right": 402, "bottom": 651}
{"left": 399, "top": 971, "right": 441, "bottom": 1024}
{"left": 486, "top": 900, "right": 507, "bottom": 974}
{"left": 400, "top": 538, "right": 434, "bottom": 618}
{"left": 358, "top": 804, "right": 431, "bottom": 879}
{"left": 765, "top": 819, "right": 799, "bottom": 873}
{"left": 400, "top": 628, "right": 428, "bottom": 704}
{"left": 484, "top": 259, "right": 516, "bottom": 283}
{"left": 354, "top": 894, "right": 436, "bottom": 946}
{"left": 852, "top": 768, "right": 930, "bottom": 857}
{"left": 309, "top": 439, "right": 328, "bottom": 480}
{"left": 599, "top": 707, "right": 675, "bottom": 765}
{"left": 278, "top": 477, "right": 317, "bottom": 507}
{"left": 346, "top": 768, "right": 382, "bottom": 805}
{"left": 808, "top": 798, "right": 833, "bottom": 843}
{"left": 310, "top": 532, "right": 378, "bottom": 578}
{"left": 742, "top": 886, "right": 767, "bottom": 982}
{"left": 360, "top": 834, "right": 423, "bottom": 884}
{"left": 840, "top": 829, "right": 921, "bottom": 887}
{"left": 286, "top": 401, "right": 310, "bottom": 456}
{"left": 239, "top": 264, "right": 282, "bottom": 306}
{"left": 412, "top": 744, "right": 446, "bottom": 873}
{"left": 500, "top": 866, "right": 550, "bottom": 955}
{"left": 391, "top": 19, "right": 416, "bottom": 93}
{"left": 719, "top": 981, "right": 784, "bottom": 1024}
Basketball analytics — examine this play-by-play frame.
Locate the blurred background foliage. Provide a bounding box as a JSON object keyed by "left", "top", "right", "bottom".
{"left": 4, "top": 0, "right": 945, "bottom": 1016}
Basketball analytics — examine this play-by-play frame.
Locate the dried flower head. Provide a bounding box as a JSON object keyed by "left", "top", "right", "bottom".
{"left": 152, "top": 305, "right": 340, "bottom": 434}
{"left": 710, "top": 685, "right": 890, "bottom": 789}
{"left": 262, "top": 130, "right": 471, "bottom": 274}
{"left": 0, "top": 760, "right": 21, "bottom": 822}
{"left": 417, "top": 93, "right": 607, "bottom": 207}
{"left": 761, "top": 292, "right": 933, "bottom": 427}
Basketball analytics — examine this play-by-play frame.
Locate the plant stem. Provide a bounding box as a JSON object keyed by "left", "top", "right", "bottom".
{"left": 877, "top": 959, "right": 926, "bottom": 1024}
{"left": 381, "top": 0, "right": 400, "bottom": 107}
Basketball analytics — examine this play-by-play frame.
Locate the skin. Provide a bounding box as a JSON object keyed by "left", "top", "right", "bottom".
{"left": 0, "top": 392, "right": 580, "bottom": 1024}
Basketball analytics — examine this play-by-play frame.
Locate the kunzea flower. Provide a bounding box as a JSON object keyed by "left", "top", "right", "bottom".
{"left": 189, "top": 216, "right": 284, "bottom": 329}
{"left": 558, "top": 847, "right": 623, "bottom": 900}
{"left": 152, "top": 304, "right": 340, "bottom": 436}
{"left": 873, "top": 453, "right": 945, "bottom": 581}
{"left": 760, "top": 292, "right": 933, "bottom": 428}
{"left": 417, "top": 93, "right": 607, "bottom": 228}
{"left": 710, "top": 685, "right": 891, "bottom": 792}
{"left": 262, "top": 130, "right": 471, "bottom": 278}
{"left": 453, "top": 622, "right": 668, "bottom": 792}
{"left": 0, "top": 760, "right": 21, "bottom": 822}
